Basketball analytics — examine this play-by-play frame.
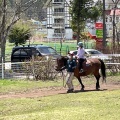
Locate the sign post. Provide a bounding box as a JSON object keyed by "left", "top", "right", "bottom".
{"left": 95, "top": 22, "right": 103, "bottom": 49}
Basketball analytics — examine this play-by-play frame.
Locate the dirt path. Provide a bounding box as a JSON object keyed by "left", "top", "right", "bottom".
{"left": 0, "top": 82, "right": 120, "bottom": 99}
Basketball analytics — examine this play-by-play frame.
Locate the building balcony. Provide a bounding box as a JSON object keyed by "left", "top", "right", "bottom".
{"left": 52, "top": 23, "right": 64, "bottom": 28}
{"left": 53, "top": 12, "right": 65, "bottom": 17}
{"left": 52, "top": 2, "right": 64, "bottom": 6}
{"left": 52, "top": 2, "right": 64, "bottom": 8}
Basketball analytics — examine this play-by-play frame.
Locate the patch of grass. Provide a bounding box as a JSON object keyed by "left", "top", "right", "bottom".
{"left": 0, "top": 79, "right": 63, "bottom": 94}
{"left": 0, "top": 75, "right": 102, "bottom": 95}
{"left": 0, "top": 90, "right": 120, "bottom": 120}
{"left": 5, "top": 42, "right": 14, "bottom": 55}
{"left": 0, "top": 77, "right": 120, "bottom": 119}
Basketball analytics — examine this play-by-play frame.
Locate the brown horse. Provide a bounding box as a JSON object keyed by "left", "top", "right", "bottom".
{"left": 56, "top": 56, "right": 106, "bottom": 90}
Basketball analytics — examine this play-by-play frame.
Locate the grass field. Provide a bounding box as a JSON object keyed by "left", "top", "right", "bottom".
{"left": 0, "top": 90, "right": 120, "bottom": 120}
{"left": 0, "top": 78, "right": 120, "bottom": 120}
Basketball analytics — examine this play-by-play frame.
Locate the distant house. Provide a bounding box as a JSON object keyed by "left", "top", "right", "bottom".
{"left": 44, "top": 0, "right": 73, "bottom": 39}
{"left": 87, "top": 0, "right": 120, "bottom": 39}
{"left": 102, "top": 0, "right": 120, "bottom": 37}
{"left": 106, "top": 9, "right": 120, "bottom": 36}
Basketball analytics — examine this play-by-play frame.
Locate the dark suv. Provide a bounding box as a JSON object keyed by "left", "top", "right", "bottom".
{"left": 11, "top": 44, "right": 61, "bottom": 62}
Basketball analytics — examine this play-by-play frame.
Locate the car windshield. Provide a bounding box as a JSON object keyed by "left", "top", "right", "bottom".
{"left": 86, "top": 50, "right": 102, "bottom": 55}
{"left": 38, "top": 47, "right": 57, "bottom": 55}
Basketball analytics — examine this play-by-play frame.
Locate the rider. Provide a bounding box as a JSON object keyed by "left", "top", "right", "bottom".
{"left": 76, "top": 42, "right": 86, "bottom": 73}
{"left": 60, "top": 53, "right": 76, "bottom": 93}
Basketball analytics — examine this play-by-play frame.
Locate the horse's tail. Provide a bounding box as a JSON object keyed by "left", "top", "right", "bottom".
{"left": 99, "top": 59, "right": 106, "bottom": 83}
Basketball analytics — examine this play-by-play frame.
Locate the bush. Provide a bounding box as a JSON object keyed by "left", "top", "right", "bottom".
{"left": 22, "top": 56, "right": 57, "bottom": 80}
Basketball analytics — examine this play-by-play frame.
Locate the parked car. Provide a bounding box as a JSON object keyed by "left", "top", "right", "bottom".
{"left": 11, "top": 44, "right": 61, "bottom": 62}
{"left": 68, "top": 49, "right": 109, "bottom": 60}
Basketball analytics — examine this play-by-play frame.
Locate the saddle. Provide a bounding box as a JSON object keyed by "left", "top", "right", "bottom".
{"left": 84, "top": 59, "right": 92, "bottom": 66}
{"left": 76, "top": 59, "right": 92, "bottom": 70}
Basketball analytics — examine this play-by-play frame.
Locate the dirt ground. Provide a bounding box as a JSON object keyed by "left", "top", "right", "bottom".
{"left": 0, "top": 80, "right": 120, "bottom": 99}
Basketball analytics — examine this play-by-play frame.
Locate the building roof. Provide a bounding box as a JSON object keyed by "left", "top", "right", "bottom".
{"left": 110, "top": 9, "right": 120, "bottom": 15}
{"left": 43, "top": 0, "right": 51, "bottom": 8}
{"left": 105, "top": 10, "right": 111, "bottom": 15}
{"left": 43, "top": 0, "right": 71, "bottom": 8}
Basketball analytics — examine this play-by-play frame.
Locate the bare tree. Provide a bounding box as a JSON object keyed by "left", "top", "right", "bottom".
{"left": 0, "top": 0, "right": 38, "bottom": 62}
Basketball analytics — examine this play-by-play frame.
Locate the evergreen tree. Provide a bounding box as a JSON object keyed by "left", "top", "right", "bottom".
{"left": 8, "top": 22, "right": 31, "bottom": 46}
{"left": 69, "top": 0, "right": 102, "bottom": 43}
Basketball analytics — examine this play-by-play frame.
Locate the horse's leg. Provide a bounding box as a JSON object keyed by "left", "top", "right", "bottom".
{"left": 94, "top": 74, "right": 101, "bottom": 90}
{"left": 77, "top": 77, "right": 85, "bottom": 91}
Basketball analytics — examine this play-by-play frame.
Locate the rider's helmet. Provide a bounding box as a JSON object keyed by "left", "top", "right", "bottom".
{"left": 78, "top": 42, "right": 83, "bottom": 47}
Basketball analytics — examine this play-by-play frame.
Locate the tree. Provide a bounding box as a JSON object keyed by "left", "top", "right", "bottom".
{"left": 8, "top": 22, "right": 31, "bottom": 46}
{"left": 69, "top": 0, "right": 102, "bottom": 44}
{"left": 111, "top": 0, "right": 120, "bottom": 53}
{"left": 26, "top": 0, "right": 47, "bottom": 20}
{"left": 0, "top": 0, "right": 40, "bottom": 62}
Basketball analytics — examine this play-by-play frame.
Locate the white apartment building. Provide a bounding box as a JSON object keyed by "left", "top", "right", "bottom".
{"left": 44, "top": 0, "right": 73, "bottom": 39}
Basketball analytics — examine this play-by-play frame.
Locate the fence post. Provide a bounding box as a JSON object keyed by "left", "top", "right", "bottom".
{"left": 32, "top": 55, "right": 35, "bottom": 80}
{"left": 2, "top": 57, "right": 4, "bottom": 79}
{"left": 66, "top": 45, "right": 69, "bottom": 55}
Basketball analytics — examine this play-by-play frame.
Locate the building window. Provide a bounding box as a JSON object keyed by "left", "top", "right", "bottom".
{"left": 109, "top": 17, "right": 112, "bottom": 22}
{"left": 54, "top": 8, "right": 64, "bottom": 12}
{"left": 109, "top": 27, "right": 112, "bottom": 30}
{"left": 54, "top": 18, "right": 64, "bottom": 23}
{"left": 54, "top": 29, "right": 64, "bottom": 33}
{"left": 116, "top": 17, "right": 119, "bottom": 23}
{"left": 54, "top": 0, "right": 63, "bottom": 2}
{"left": 106, "top": 17, "right": 108, "bottom": 22}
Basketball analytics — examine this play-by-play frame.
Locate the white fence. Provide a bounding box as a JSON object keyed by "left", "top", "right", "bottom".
{"left": 0, "top": 60, "right": 59, "bottom": 79}
{"left": 0, "top": 60, "right": 120, "bottom": 79}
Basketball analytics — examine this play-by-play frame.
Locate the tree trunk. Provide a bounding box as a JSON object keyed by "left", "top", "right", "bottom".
{"left": 0, "top": 0, "right": 6, "bottom": 63}
{"left": 77, "top": 26, "right": 80, "bottom": 44}
{"left": 77, "top": 0, "right": 80, "bottom": 44}
{"left": 0, "top": 34, "right": 6, "bottom": 63}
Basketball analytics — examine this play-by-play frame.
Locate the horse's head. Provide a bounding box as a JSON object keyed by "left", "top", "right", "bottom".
{"left": 55, "top": 56, "right": 68, "bottom": 71}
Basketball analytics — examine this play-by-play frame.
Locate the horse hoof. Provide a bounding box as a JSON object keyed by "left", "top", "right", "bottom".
{"left": 96, "top": 88, "right": 100, "bottom": 91}
{"left": 80, "top": 88, "right": 84, "bottom": 91}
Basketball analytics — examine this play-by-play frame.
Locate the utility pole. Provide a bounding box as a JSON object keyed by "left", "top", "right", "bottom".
{"left": 103, "top": 0, "right": 106, "bottom": 49}
{"left": 112, "top": 6, "right": 116, "bottom": 53}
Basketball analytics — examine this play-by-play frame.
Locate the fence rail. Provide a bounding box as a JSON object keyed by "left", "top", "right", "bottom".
{"left": 0, "top": 60, "right": 120, "bottom": 79}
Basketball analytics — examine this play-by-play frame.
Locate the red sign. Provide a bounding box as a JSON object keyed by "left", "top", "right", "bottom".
{"left": 95, "top": 23, "right": 103, "bottom": 29}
